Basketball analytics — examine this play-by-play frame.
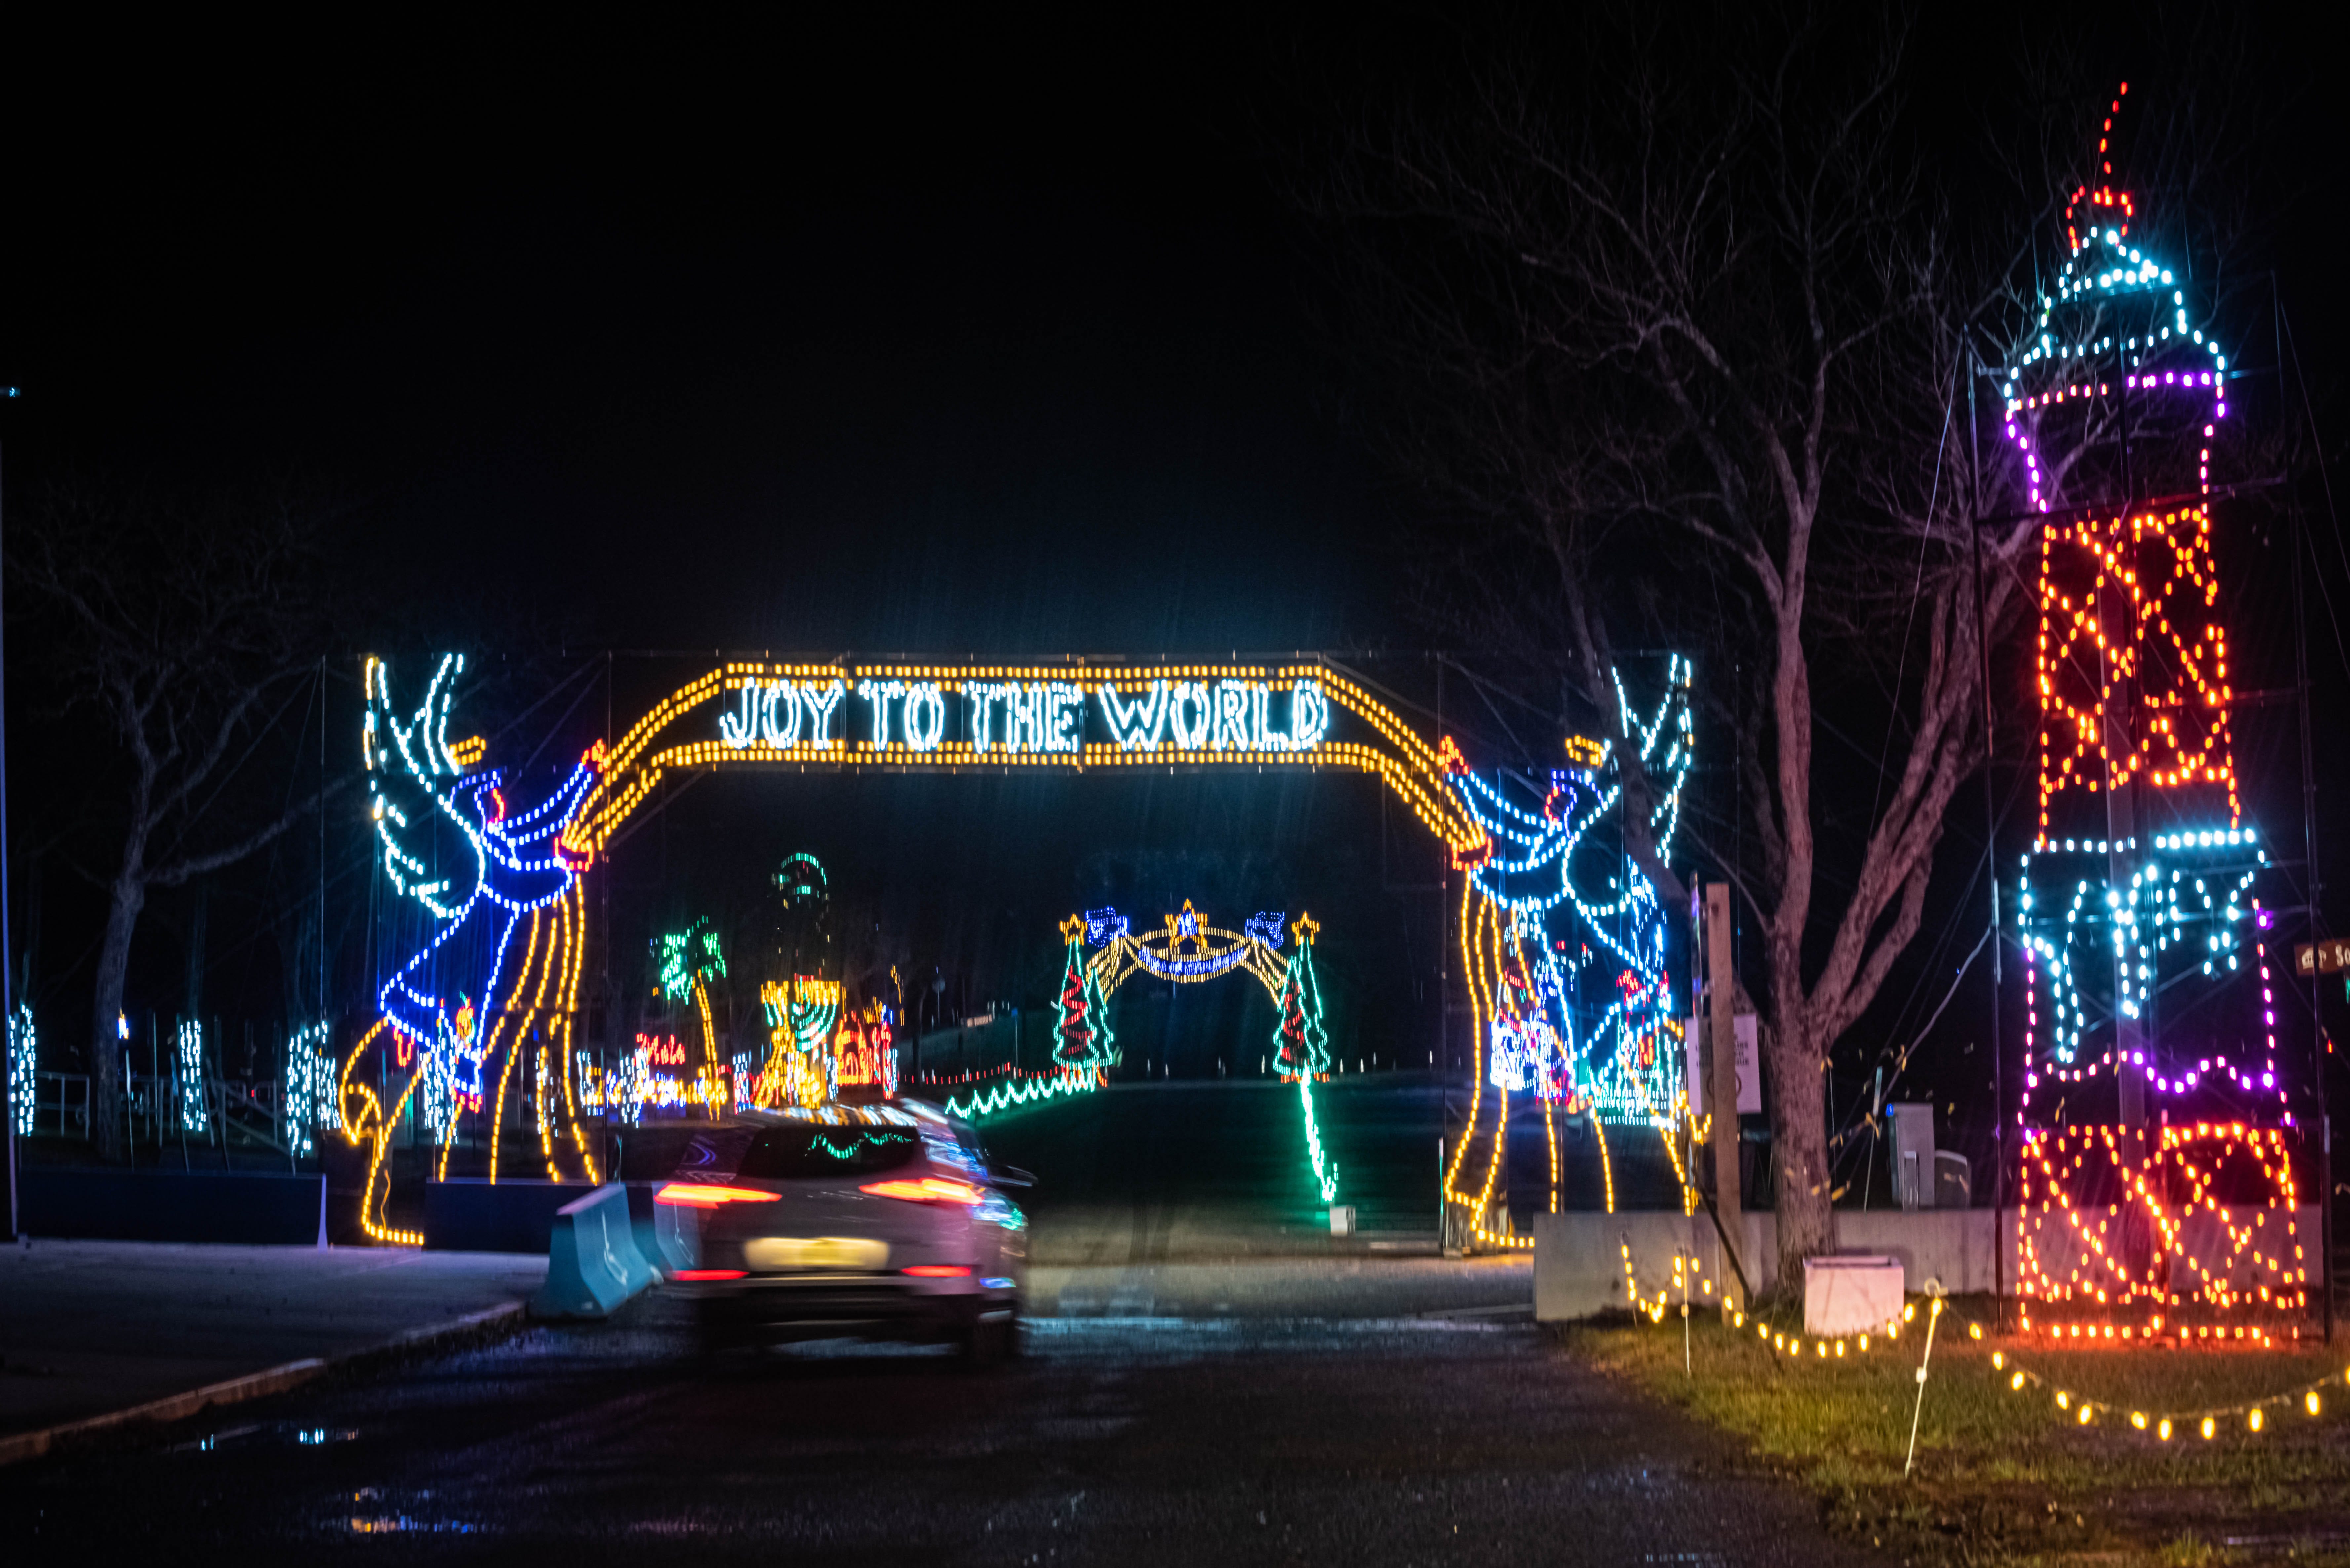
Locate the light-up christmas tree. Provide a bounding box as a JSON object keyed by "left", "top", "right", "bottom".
{"left": 1050, "top": 915, "right": 1116, "bottom": 1074}
{"left": 2001, "top": 85, "right": 2307, "bottom": 1339}
{"left": 1271, "top": 913, "right": 1332, "bottom": 1080}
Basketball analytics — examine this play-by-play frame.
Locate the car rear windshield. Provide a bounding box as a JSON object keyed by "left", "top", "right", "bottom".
{"left": 734, "top": 1125, "right": 926, "bottom": 1180}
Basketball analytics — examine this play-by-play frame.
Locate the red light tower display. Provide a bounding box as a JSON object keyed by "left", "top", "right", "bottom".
{"left": 2003, "top": 86, "right": 2307, "bottom": 1342}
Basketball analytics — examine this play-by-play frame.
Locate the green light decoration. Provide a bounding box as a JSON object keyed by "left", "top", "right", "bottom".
{"left": 947, "top": 903, "right": 1339, "bottom": 1206}
{"left": 659, "top": 918, "right": 727, "bottom": 1001}
{"left": 1049, "top": 914, "right": 1117, "bottom": 1073}
{"left": 1298, "top": 1077, "right": 1339, "bottom": 1204}
{"left": 945, "top": 1070, "right": 1099, "bottom": 1118}
{"left": 1272, "top": 916, "right": 1339, "bottom": 1202}
{"left": 1270, "top": 915, "right": 1331, "bottom": 1080}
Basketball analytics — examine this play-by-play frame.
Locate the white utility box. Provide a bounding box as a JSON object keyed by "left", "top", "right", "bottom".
{"left": 1328, "top": 1205, "right": 1356, "bottom": 1236}
{"left": 1802, "top": 1254, "right": 1904, "bottom": 1337}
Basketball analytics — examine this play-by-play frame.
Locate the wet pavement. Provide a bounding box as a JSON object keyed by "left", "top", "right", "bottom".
{"left": 0, "top": 1241, "right": 545, "bottom": 1442}
{"left": 0, "top": 1261, "right": 1870, "bottom": 1567}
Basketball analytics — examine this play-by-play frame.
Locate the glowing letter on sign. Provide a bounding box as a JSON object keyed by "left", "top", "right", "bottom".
{"left": 801, "top": 680, "right": 845, "bottom": 750}
{"left": 1005, "top": 684, "right": 1047, "bottom": 751}
{"left": 1102, "top": 682, "right": 1168, "bottom": 751}
{"left": 1288, "top": 681, "right": 1330, "bottom": 751}
{"left": 965, "top": 684, "right": 1004, "bottom": 753}
{"left": 1212, "top": 683, "right": 1255, "bottom": 751}
{"left": 1044, "top": 683, "right": 1084, "bottom": 753}
{"left": 903, "top": 682, "right": 947, "bottom": 752}
{"left": 720, "top": 684, "right": 761, "bottom": 749}
{"left": 1170, "top": 682, "right": 1212, "bottom": 750}
{"left": 858, "top": 681, "right": 904, "bottom": 749}
{"left": 761, "top": 683, "right": 801, "bottom": 746}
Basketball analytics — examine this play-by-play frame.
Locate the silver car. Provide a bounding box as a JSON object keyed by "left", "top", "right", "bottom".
{"left": 660, "top": 1100, "right": 1030, "bottom": 1362}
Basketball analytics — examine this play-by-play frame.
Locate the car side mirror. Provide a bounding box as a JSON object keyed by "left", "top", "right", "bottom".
{"left": 991, "top": 1165, "right": 1037, "bottom": 1190}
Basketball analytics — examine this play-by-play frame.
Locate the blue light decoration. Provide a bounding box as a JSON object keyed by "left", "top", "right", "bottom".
{"left": 1428, "top": 657, "right": 1694, "bottom": 1237}
{"left": 1445, "top": 656, "right": 1692, "bottom": 1130}
{"left": 342, "top": 655, "right": 605, "bottom": 1243}
{"left": 176, "top": 1020, "right": 209, "bottom": 1134}
{"left": 8, "top": 1004, "right": 34, "bottom": 1138}
{"left": 281, "top": 1021, "right": 338, "bottom": 1158}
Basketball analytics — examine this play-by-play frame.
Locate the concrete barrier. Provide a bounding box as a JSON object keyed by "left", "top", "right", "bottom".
{"left": 18, "top": 1169, "right": 326, "bottom": 1246}
{"left": 1533, "top": 1210, "right": 2011, "bottom": 1319}
{"left": 531, "top": 1184, "right": 656, "bottom": 1319}
{"left": 1530, "top": 1205, "right": 2323, "bottom": 1319}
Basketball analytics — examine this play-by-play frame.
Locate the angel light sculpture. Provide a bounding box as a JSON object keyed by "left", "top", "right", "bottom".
{"left": 339, "top": 654, "right": 602, "bottom": 1243}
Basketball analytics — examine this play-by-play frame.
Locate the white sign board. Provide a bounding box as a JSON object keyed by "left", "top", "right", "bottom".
{"left": 1683, "top": 1011, "right": 1761, "bottom": 1116}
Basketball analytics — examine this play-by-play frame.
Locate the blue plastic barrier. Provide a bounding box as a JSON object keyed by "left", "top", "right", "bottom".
{"left": 623, "top": 1182, "right": 700, "bottom": 1277}
{"left": 531, "top": 1183, "right": 656, "bottom": 1319}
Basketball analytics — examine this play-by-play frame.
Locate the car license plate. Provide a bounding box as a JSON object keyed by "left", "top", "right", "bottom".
{"left": 743, "top": 1236, "right": 890, "bottom": 1272}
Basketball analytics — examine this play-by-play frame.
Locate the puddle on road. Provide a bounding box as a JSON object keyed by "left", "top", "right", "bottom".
{"left": 343, "top": 1487, "right": 477, "bottom": 1535}
{"left": 169, "top": 1422, "right": 360, "bottom": 1454}
{"left": 347, "top": 1515, "right": 477, "bottom": 1534}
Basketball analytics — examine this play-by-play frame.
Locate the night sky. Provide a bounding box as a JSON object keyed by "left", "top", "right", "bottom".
{"left": 4, "top": 9, "right": 2344, "bottom": 1166}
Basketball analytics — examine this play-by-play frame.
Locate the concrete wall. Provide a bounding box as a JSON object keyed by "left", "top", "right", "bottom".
{"left": 1532, "top": 1205, "right": 2324, "bottom": 1320}
{"left": 422, "top": 1179, "right": 594, "bottom": 1252}
{"left": 19, "top": 1169, "right": 327, "bottom": 1246}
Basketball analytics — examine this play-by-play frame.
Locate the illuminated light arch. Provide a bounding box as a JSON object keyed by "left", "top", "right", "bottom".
{"left": 565, "top": 662, "right": 1476, "bottom": 853}
{"left": 947, "top": 903, "right": 1345, "bottom": 1203}
{"left": 343, "top": 654, "right": 1690, "bottom": 1250}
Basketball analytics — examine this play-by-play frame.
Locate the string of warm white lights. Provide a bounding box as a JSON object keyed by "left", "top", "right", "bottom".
{"left": 1624, "top": 1278, "right": 2345, "bottom": 1448}
{"left": 1977, "top": 1323, "right": 2340, "bottom": 1440}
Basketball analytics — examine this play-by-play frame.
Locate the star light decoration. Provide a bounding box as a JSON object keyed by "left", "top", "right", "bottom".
{"left": 2001, "top": 89, "right": 2300, "bottom": 1338}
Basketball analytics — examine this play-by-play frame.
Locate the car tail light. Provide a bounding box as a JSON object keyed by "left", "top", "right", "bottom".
{"left": 673, "top": 1269, "right": 747, "bottom": 1281}
{"left": 902, "top": 1265, "right": 973, "bottom": 1278}
{"left": 858, "top": 1177, "right": 986, "bottom": 1206}
{"left": 655, "top": 1183, "right": 781, "bottom": 1208}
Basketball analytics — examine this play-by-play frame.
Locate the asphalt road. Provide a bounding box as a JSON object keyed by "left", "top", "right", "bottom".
{"left": 0, "top": 1265, "right": 1869, "bottom": 1567}
{"left": 971, "top": 1074, "right": 1692, "bottom": 1261}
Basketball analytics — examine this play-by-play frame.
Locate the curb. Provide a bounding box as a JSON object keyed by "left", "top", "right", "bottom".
{"left": 0, "top": 1300, "right": 529, "bottom": 1468}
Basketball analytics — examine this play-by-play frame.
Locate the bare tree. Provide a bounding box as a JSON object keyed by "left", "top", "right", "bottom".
{"left": 12, "top": 485, "right": 341, "bottom": 1157}
{"left": 1305, "top": 14, "right": 2057, "bottom": 1289}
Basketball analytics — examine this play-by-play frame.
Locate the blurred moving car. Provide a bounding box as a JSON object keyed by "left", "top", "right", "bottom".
{"left": 660, "top": 1100, "right": 1030, "bottom": 1362}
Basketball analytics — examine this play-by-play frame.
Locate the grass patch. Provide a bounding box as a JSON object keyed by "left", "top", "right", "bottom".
{"left": 1558, "top": 1299, "right": 2350, "bottom": 1565}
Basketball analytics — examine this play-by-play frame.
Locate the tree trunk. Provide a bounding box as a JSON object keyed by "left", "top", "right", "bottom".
{"left": 1767, "top": 1003, "right": 1834, "bottom": 1297}
{"left": 88, "top": 873, "right": 144, "bottom": 1161}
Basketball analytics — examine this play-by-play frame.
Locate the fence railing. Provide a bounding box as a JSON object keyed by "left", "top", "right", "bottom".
{"left": 18, "top": 1070, "right": 306, "bottom": 1154}
{"left": 24, "top": 1071, "right": 92, "bottom": 1139}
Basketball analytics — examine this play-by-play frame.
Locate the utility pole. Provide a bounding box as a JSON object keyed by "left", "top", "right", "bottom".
{"left": 0, "top": 395, "right": 17, "bottom": 1240}
{"left": 1702, "top": 882, "right": 1743, "bottom": 1308}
